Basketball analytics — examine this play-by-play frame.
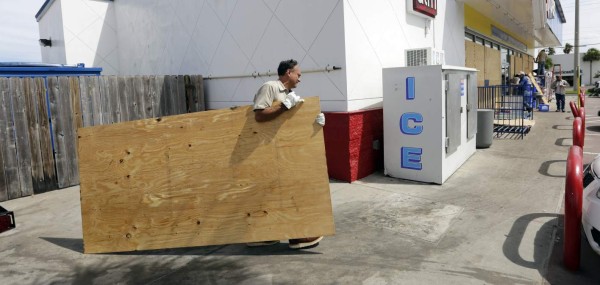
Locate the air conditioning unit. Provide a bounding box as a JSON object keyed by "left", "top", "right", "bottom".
{"left": 405, "top": 48, "right": 445, "bottom": 66}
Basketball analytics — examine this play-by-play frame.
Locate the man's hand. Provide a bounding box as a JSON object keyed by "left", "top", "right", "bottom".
{"left": 315, "top": 113, "right": 325, "bottom": 126}
{"left": 282, "top": 92, "right": 304, "bottom": 110}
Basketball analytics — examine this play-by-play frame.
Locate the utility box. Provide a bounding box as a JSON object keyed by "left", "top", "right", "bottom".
{"left": 383, "top": 65, "right": 478, "bottom": 184}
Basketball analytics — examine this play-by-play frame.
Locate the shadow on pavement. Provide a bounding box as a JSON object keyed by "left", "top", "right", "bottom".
{"left": 41, "top": 254, "right": 267, "bottom": 285}
{"left": 40, "top": 237, "right": 321, "bottom": 256}
{"left": 552, "top": 125, "right": 572, "bottom": 130}
{"left": 586, "top": 125, "right": 600, "bottom": 133}
{"left": 503, "top": 213, "right": 559, "bottom": 274}
{"left": 544, "top": 214, "right": 600, "bottom": 285}
{"left": 555, "top": 138, "right": 572, "bottom": 147}
{"left": 538, "top": 160, "right": 566, "bottom": 178}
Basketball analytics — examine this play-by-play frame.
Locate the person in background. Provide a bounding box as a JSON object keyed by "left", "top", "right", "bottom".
{"left": 535, "top": 49, "right": 548, "bottom": 76}
{"left": 519, "top": 71, "right": 531, "bottom": 88}
{"left": 248, "top": 59, "right": 325, "bottom": 250}
{"left": 512, "top": 74, "right": 521, "bottom": 85}
{"left": 552, "top": 74, "right": 569, "bottom": 112}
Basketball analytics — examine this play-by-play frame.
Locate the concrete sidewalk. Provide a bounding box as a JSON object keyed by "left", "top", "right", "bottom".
{"left": 1, "top": 95, "right": 600, "bottom": 284}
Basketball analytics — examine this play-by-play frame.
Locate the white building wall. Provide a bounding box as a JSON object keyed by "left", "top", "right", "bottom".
{"left": 38, "top": 0, "right": 119, "bottom": 74}
{"left": 38, "top": 0, "right": 67, "bottom": 64}
{"left": 39, "top": 0, "right": 467, "bottom": 112}
{"left": 343, "top": 0, "right": 465, "bottom": 111}
{"left": 113, "top": 0, "right": 348, "bottom": 111}
{"left": 549, "top": 54, "right": 600, "bottom": 86}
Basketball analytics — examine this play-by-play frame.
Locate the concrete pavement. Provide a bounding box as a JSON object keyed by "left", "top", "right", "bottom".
{"left": 1, "top": 94, "right": 600, "bottom": 284}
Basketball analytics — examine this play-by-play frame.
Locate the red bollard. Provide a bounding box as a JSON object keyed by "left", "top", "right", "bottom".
{"left": 573, "top": 117, "right": 583, "bottom": 148}
{"left": 580, "top": 107, "right": 586, "bottom": 137}
{"left": 579, "top": 90, "right": 585, "bottom": 107}
{"left": 564, "top": 145, "right": 583, "bottom": 271}
{"left": 570, "top": 101, "right": 579, "bottom": 117}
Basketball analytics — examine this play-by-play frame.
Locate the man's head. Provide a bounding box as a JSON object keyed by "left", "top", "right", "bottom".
{"left": 278, "top": 59, "right": 301, "bottom": 89}
{"left": 519, "top": 71, "right": 525, "bottom": 77}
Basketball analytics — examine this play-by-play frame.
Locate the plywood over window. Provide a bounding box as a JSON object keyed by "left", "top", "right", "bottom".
{"left": 78, "top": 97, "right": 335, "bottom": 253}
{"left": 465, "top": 41, "right": 485, "bottom": 86}
{"left": 485, "top": 48, "right": 501, "bottom": 86}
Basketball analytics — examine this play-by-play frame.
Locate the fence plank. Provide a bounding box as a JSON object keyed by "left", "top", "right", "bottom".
{"left": 132, "top": 76, "right": 144, "bottom": 120}
{"left": 49, "top": 77, "right": 73, "bottom": 188}
{"left": 159, "top": 75, "right": 171, "bottom": 116}
{"left": 117, "top": 76, "right": 130, "bottom": 122}
{"left": 184, "top": 76, "right": 195, "bottom": 113}
{"left": 176, "top": 75, "right": 186, "bottom": 114}
{"left": 99, "top": 76, "right": 110, "bottom": 125}
{"left": 125, "top": 76, "right": 136, "bottom": 121}
{"left": 70, "top": 77, "right": 83, "bottom": 130}
{"left": 10, "top": 77, "right": 34, "bottom": 197}
{"left": 0, "top": 78, "right": 15, "bottom": 201}
{"left": 193, "top": 75, "right": 205, "bottom": 112}
{"left": 68, "top": 77, "right": 81, "bottom": 186}
{"left": 24, "top": 78, "right": 45, "bottom": 193}
{"left": 86, "top": 76, "right": 101, "bottom": 127}
{"left": 35, "top": 77, "right": 57, "bottom": 191}
{"left": 108, "top": 76, "right": 121, "bottom": 123}
{"left": 48, "top": 77, "right": 66, "bottom": 187}
{"left": 155, "top": 75, "right": 166, "bottom": 117}
{"left": 80, "top": 77, "right": 94, "bottom": 127}
{"left": 146, "top": 76, "right": 158, "bottom": 118}
{"left": 0, "top": 144, "right": 6, "bottom": 201}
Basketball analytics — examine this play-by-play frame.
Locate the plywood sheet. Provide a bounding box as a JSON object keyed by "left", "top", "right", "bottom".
{"left": 78, "top": 97, "right": 335, "bottom": 253}
{"left": 484, "top": 48, "right": 501, "bottom": 86}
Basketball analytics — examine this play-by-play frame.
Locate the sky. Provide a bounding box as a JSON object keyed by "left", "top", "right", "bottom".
{"left": 0, "top": 0, "right": 46, "bottom": 62}
{"left": 0, "top": 0, "right": 599, "bottom": 62}
{"left": 559, "top": 0, "right": 600, "bottom": 53}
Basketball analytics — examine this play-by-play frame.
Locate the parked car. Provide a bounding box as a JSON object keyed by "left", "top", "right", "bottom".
{"left": 582, "top": 155, "right": 600, "bottom": 255}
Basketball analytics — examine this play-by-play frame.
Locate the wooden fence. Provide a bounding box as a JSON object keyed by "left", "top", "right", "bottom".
{"left": 0, "top": 75, "right": 204, "bottom": 202}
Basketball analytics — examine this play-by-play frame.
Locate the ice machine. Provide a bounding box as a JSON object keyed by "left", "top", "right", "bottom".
{"left": 382, "top": 65, "right": 478, "bottom": 184}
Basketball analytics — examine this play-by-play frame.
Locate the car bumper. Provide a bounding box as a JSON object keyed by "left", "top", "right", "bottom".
{"left": 583, "top": 187, "right": 600, "bottom": 255}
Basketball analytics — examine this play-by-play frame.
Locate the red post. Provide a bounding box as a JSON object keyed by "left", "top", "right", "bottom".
{"left": 579, "top": 89, "right": 585, "bottom": 107}
{"left": 573, "top": 117, "right": 583, "bottom": 148}
{"left": 564, "top": 145, "right": 583, "bottom": 271}
{"left": 580, "top": 107, "right": 586, "bottom": 137}
{"left": 569, "top": 101, "right": 579, "bottom": 117}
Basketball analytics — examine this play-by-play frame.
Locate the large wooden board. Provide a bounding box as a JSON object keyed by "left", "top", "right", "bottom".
{"left": 78, "top": 97, "right": 334, "bottom": 253}
{"left": 484, "top": 48, "right": 501, "bottom": 86}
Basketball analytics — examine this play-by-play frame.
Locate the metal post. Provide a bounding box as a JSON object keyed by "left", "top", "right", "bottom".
{"left": 574, "top": 0, "right": 580, "bottom": 106}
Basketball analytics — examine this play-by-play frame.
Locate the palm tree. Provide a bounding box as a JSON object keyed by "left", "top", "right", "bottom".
{"left": 583, "top": 48, "right": 600, "bottom": 84}
{"left": 564, "top": 43, "right": 573, "bottom": 54}
{"left": 548, "top": 47, "right": 556, "bottom": 55}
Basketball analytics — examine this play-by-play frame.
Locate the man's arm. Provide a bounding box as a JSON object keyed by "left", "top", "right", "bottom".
{"left": 254, "top": 102, "right": 286, "bottom": 122}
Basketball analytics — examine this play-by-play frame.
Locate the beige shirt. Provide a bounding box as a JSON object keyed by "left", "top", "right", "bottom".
{"left": 552, "top": 79, "right": 569, "bottom": 94}
{"left": 253, "top": 80, "right": 289, "bottom": 110}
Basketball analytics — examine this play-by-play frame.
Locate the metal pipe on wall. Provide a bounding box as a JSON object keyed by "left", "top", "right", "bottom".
{"left": 204, "top": 65, "right": 342, "bottom": 80}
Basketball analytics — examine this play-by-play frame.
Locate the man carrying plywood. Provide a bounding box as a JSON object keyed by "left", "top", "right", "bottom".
{"left": 78, "top": 62, "right": 334, "bottom": 254}
{"left": 248, "top": 59, "right": 326, "bottom": 249}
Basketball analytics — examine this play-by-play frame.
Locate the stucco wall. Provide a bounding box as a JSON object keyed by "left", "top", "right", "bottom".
{"left": 39, "top": 0, "right": 467, "bottom": 111}
{"left": 343, "top": 0, "right": 465, "bottom": 111}
{"left": 38, "top": 0, "right": 119, "bottom": 74}
{"left": 113, "top": 0, "right": 348, "bottom": 111}
{"left": 38, "top": 0, "right": 67, "bottom": 64}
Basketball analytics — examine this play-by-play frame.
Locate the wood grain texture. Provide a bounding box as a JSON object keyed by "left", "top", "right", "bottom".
{"left": 78, "top": 97, "right": 334, "bottom": 253}
{"left": 34, "top": 77, "right": 57, "bottom": 191}
{"left": 484, "top": 48, "right": 501, "bottom": 86}
{"left": 24, "top": 78, "right": 44, "bottom": 193}
{"left": 11, "top": 78, "right": 34, "bottom": 197}
{"left": 0, "top": 78, "right": 13, "bottom": 201}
